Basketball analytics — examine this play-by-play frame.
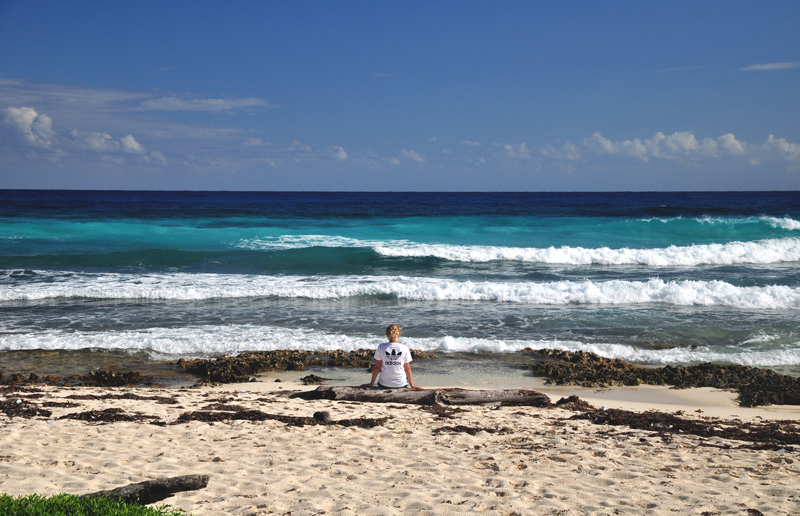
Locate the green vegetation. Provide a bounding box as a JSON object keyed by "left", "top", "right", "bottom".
{"left": 0, "top": 493, "right": 185, "bottom": 516}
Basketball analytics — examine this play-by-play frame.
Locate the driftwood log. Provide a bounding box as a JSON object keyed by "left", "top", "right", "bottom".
{"left": 81, "top": 474, "right": 209, "bottom": 505}
{"left": 291, "top": 386, "right": 551, "bottom": 406}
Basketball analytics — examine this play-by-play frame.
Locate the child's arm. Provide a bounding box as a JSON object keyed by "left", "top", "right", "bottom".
{"left": 404, "top": 363, "right": 424, "bottom": 390}
{"left": 361, "top": 359, "right": 382, "bottom": 387}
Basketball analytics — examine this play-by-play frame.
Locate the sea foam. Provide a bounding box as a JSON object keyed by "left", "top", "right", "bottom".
{"left": 2, "top": 324, "right": 799, "bottom": 367}
{"left": 374, "top": 237, "right": 800, "bottom": 265}
{"left": 2, "top": 271, "right": 800, "bottom": 309}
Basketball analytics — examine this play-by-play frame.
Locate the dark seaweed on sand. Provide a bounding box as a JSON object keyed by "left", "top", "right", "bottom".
{"left": 66, "top": 392, "right": 179, "bottom": 404}
{"left": 59, "top": 407, "right": 161, "bottom": 424}
{"left": 432, "top": 425, "right": 513, "bottom": 436}
{"left": 0, "top": 398, "right": 52, "bottom": 419}
{"left": 570, "top": 407, "right": 800, "bottom": 451}
{"left": 174, "top": 409, "right": 390, "bottom": 428}
{"left": 525, "top": 348, "right": 800, "bottom": 407}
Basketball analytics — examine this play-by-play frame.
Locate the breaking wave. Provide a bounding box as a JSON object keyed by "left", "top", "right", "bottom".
{"left": 2, "top": 325, "right": 799, "bottom": 367}
{"left": 373, "top": 238, "right": 800, "bottom": 266}
{"left": 3, "top": 271, "right": 800, "bottom": 309}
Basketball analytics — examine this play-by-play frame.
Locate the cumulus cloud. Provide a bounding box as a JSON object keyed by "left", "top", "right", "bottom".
{"left": 717, "top": 133, "right": 746, "bottom": 156}
{"left": 764, "top": 135, "right": 800, "bottom": 161}
{"left": 741, "top": 62, "right": 800, "bottom": 71}
{"left": 2, "top": 106, "right": 55, "bottom": 148}
{"left": 401, "top": 148, "right": 425, "bottom": 162}
{"left": 497, "top": 143, "right": 532, "bottom": 159}
{"left": 121, "top": 134, "right": 145, "bottom": 154}
{"left": 140, "top": 96, "right": 271, "bottom": 112}
{"left": 583, "top": 131, "right": 749, "bottom": 162}
{"left": 329, "top": 145, "right": 348, "bottom": 160}
{"left": 540, "top": 141, "right": 581, "bottom": 160}
{"left": 1, "top": 104, "right": 169, "bottom": 166}
{"left": 459, "top": 140, "right": 481, "bottom": 147}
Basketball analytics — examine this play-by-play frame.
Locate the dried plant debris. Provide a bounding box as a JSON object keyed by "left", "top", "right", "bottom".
{"left": 59, "top": 408, "right": 161, "bottom": 424}
{"left": 0, "top": 386, "right": 44, "bottom": 395}
{"left": 300, "top": 374, "right": 329, "bottom": 385}
{"left": 524, "top": 348, "right": 800, "bottom": 407}
{"left": 65, "top": 393, "right": 178, "bottom": 404}
{"left": 0, "top": 398, "right": 52, "bottom": 419}
{"left": 200, "top": 403, "right": 251, "bottom": 412}
{"left": 432, "top": 425, "right": 513, "bottom": 436}
{"left": 554, "top": 395, "right": 596, "bottom": 411}
{"left": 41, "top": 401, "right": 81, "bottom": 408}
{"left": 570, "top": 407, "right": 800, "bottom": 451}
{"left": 420, "top": 404, "right": 465, "bottom": 419}
{"left": 176, "top": 349, "right": 436, "bottom": 384}
{"left": 174, "top": 409, "right": 389, "bottom": 428}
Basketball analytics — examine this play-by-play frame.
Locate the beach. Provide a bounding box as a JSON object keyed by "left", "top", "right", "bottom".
{"left": 2, "top": 379, "right": 799, "bottom": 515}
{"left": 3, "top": 191, "right": 800, "bottom": 514}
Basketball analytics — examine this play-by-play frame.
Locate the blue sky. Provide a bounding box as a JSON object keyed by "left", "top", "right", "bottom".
{"left": 0, "top": 1, "right": 798, "bottom": 191}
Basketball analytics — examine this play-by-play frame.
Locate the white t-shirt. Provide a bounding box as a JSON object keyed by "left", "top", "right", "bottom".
{"left": 374, "top": 341, "right": 413, "bottom": 388}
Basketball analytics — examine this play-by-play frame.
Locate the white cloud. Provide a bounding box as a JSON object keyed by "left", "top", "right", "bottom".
{"left": 764, "top": 135, "right": 800, "bottom": 161}
{"left": 121, "top": 134, "right": 145, "bottom": 154}
{"left": 499, "top": 143, "right": 532, "bottom": 159}
{"left": 646, "top": 131, "right": 700, "bottom": 158}
{"left": 1, "top": 104, "right": 170, "bottom": 166}
{"left": 540, "top": 141, "right": 580, "bottom": 160}
{"left": 150, "top": 151, "right": 168, "bottom": 166}
{"left": 140, "top": 96, "right": 271, "bottom": 112}
{"left": 459, "top": 140, "right": 481, "bottom": 147}
{"left": 389, "top": 157, "right": 401, "bottom": 165}
{"left": 717, "top": 133, "right": 746, "bottom": 156}
{"left": 2, "top": 106, "right": 55, "bottom": 148}
{"left": 80, "top": 132, "right": 117, "bottom": 153}
{"left": 400, "top": 148, "right": 425, "bottom": 162}
{"left": 243, "top": 138, "right": 270, "bottom": 146}
{"left": 741, "top": 62, "right": 800, "bottom": 71}
{"left": 329, "top": 145, "right": 348, "bottom": 160}
{"left": 583, "top": 131, "right": 748, "bottom": 162}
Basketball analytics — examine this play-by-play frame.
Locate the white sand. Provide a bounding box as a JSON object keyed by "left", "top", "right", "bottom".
{"left": 2, "top": 382, "right": 800, "bottom": 515}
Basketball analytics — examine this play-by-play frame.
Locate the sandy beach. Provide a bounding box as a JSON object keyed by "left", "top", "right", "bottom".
{"left": 2, "top": 378, "right": 799, "bottom": 516}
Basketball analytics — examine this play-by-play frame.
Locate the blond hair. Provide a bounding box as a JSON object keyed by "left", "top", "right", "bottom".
{"left": 385, "top": 324, "right": 401, "bottom": 342}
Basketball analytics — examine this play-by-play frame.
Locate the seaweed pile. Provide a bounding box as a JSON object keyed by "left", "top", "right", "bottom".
{"left": 174, "top": 408, "right": 389, "bottom": 428}
{"left": 524, "top": 348, "right": 800, "bottom": 407}
{"left": 432, "top": 425, "right": 513, "bottom": 436}
{"left": 0, "top": 397, "right": 52, "bottom": 419}
{"left": 65, "top": 392, "right": 179, "bottom": 404}
{"left": 0, "top": 370, "right": 156, "bottom": 388}
{"left": 177, "top": 349, "right": 436, "bottom": 385}
{"left": 59, "top": 408, "right": 161, "bottom": 424}
{"left": 570, "top": 407, "right": 800, "bottom": 451}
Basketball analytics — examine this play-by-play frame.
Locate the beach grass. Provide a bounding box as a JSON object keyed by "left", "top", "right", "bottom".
{"left": 0, "top": 493, "right": 185, "bottom": 516}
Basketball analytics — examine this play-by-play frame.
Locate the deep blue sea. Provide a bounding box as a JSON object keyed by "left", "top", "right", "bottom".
{"left": 2, "top": 190, "right": 800, "bottom": 384}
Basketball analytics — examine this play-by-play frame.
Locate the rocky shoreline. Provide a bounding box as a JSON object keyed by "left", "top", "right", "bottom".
{"left": 521, "top": 348, "right": 800, "bottom": 407}
{"left": 3, "top": 347, "right": 800, "bottom": 408}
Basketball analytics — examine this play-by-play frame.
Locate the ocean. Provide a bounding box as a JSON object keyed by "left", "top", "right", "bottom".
{"left": 2, "top": 190, "right": 800, "bottom": 387}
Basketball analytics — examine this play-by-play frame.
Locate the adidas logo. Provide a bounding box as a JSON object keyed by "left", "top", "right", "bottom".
{"left": 386, "top": 349, "right": 402, "bottom": 359}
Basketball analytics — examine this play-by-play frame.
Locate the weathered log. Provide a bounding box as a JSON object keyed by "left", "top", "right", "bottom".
{"left": 81, "top": 474, "right": 209, "bottom": 505}
{"left": 290, "top": 386, "right": 551, "bottom": 407}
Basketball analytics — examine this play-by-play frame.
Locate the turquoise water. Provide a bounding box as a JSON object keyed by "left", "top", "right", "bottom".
{"left": 2, "top": 190, "right": 800, "bottom": 380}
